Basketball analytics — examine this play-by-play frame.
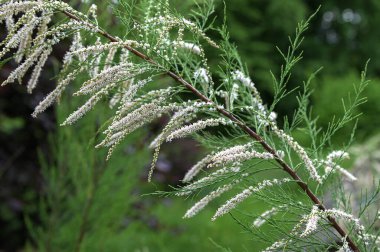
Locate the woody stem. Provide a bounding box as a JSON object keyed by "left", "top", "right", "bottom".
{"left": 62, "top": 10, "right": 360, "bottom": 252}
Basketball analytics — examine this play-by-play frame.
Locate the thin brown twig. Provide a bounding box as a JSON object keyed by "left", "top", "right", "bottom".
{"left": 62, "top": 10, "right": 360, "bottom": 252}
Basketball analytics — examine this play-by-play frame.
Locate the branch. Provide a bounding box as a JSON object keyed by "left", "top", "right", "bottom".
{"left": 62, "top": 10, "right": 360, "bottom": 252}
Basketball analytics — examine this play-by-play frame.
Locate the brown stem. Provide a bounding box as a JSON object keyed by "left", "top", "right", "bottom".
{"left": 62, "top": 10, "right": 360, "bottom": 252}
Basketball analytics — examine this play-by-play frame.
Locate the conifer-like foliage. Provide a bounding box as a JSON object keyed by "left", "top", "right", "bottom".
{"left": 0, "top": 0, "right": 379, "bottom": 251}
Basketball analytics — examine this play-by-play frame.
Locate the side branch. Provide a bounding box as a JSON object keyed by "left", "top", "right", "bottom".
{"left": 62, "top": 10, "right": 360, "bottom": 252}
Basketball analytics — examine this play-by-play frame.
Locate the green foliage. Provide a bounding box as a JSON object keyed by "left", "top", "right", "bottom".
{"left": 313, "top": 70, "right": 380, "bottom": 142}
{"left": 25, "top": 94, "right": 147, "bottom": 251}
{"left": 24, "top": 94, "right": 260, "bottom": 251}
{"left": 220, "top": 0, "right": 308, "bottom": 95}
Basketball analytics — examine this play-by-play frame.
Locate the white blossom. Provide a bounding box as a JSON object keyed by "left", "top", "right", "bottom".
{"left": 232, "top": 70, "right": 255, "bottom": 89}
{"left": 174, "top": 41, "right": 202, "bottom": 55}
{"left": 252, "top": 205, "right": 286, "bottom": 228}
{"left": 5, "top": 14, "right": 14, "bottom": 31}
{"left": 27, "top": 47, "right": 52, "bottom": 93}
{"left": 103, "top": 103, "right": 178, "bottom": 160}
{"left": 32, "top": 67, "right": 84, "bottom": 117}
{"left": 337, "top": 237, "right": 352, "bottom": 252}
{"left": 61, "top": 89, "right": 107, "bottom": 126}
{"left": 75, "top": 63, "right": 135, "bottom": 95}
{"left": 63, "top": 32, "right": 83, "bottom": 66}
{"left": 0, "top": 2, "right": 42, "bottom": 20}
{"left": 322, "top": 150, "right": 357, "bottom": 182}
{"left": 300, "top": 205, "right": 321, "bottom": 237}
{"left": 121, "top": 77, "right": 152, "bottom": 102}
{"left": 183, "top": 181, "right": 238, "bottom": 218}
{"left": 324, "top": 209, "right": 365, "bottom": 233}
{"left": 212, "top": 178, "right": 291, "bottom": 220}
{"left": 108, "top": 100, "right": 167, "bottom": 132}
{"left": 69, "top": 41, "right": 138, "bottom": 60}
{"left": 212, "top": 143, "right": 254, "bottom": 160}
{"left": 262, "top": 239, "right": 288, "bottom": 252}
{"left": 1, "top": 46, "right": 46, "bottom": 86}
{"left": 327, "top": 150, "right": 350, "bottom": 161}
{"left": 272, "top": 125, "right": 322, "bottom": 183}
{"left": 182, "top": 154, "right": 214, "bottom": 183}
{"left": 176, "top": 164, "right": 242, "bottom": 196}
{"left": 104, "top": 46, "right": 118, "bottom": 70}
{"left": 323, "top": 208, "right": 376, "bottom": 246}
{"left": 0, "top": 16, "right": 41, "bottom": 60}
{"left": 194, "top": 68, "right": 210, "bottom": 84}
{"left": 209, "top": 150, "right": 274, "bottom": 167}
{"left": 166, "top": 118, "right": 232, "bottom": 142}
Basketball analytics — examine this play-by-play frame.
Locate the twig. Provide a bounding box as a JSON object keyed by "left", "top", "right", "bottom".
{"left": 62, "top": 10, "right": 360, "bottom": 252}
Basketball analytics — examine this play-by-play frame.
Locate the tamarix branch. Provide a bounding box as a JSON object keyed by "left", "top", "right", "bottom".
{"left": 1, "top": 1, "right": 378, "bottom": 251}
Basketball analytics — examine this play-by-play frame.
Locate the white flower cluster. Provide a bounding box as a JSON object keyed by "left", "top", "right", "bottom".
{"left": 209, "top": 150, "right": 274, "bottom": 168}
{"left": 61, "top": 89, "right": 108, "bottom": 126}
{"left": 266, "top": 202, "right": 380, "bottom": 251}
{"left": 91, "top": 86, "right": 181, "bottom": 161}
{"left": 0, "top": 2, "right": 97, "bottom": 85}
{"left": 320, "top": 150, "right": 357, "bottom": 182}
{"left": 139, "top": 0, "right": 215, "bottom": 93}
{"left": 1, "top": 14, "right": 41, "bottom": 59}
{"left": 75, "top": 63, "right": 136, "bottom": 95}
{"left": 177, "top": 164, "right": 242, "bottom": 196}
{"left": 149, "top": 101, "right": 214, "bottom": 150}
{"left": 120, "top": 78, "right": 152, "bottom": 104}
{"left": 99, "top": 99, "right": 177, "bottom": 147}
{"left": 182, "top": 154, "right": 214, "bottom": 183}
{"left": 283, "top": 204, "right": 378, "bottom": 248}
{"left": 215, "top": 82, "right": 241, "bottom": 111}
{"left": 27, "top": 47, "right": 52, "bottom": 93}
{"left": 194, "top": 68, "right": 210, "bottom": 85}
{"left": 232, "top": 70, "right": 255, "bottom": 89}
{"left": 328, "top": 209, "right": 380, "bottom": 247}
{"left": 68, "top": 41, "right": 140, "bottom": 60}
{"left": 231, "top": 70, "right": 263, "bottom": 104}
{"left": 328, "top": 150, "right": 350, "bottom": 160}
{"left": 183, "top": 178, "right": 243, "bottom": 219}
{"left": 147, "top": 101, "right": 219, "bottom": 181}
{"left": 115, "top": 87, "right": 176, "bottom": 117}
{"left": 272, "top": 125, "right": 322, "bottom": 183}
{"left": 338, "top": 237, "right": 352, "bottom": 252}
{"left": 261, "top": 239, "right": 288, "bottom": 252}
{"left": 212, "top": 143, "right": 254, "bottom": 161}
{"left": 181, "top": 142, "right": 279, "bottom": 185}
{"left": 32, "top": 67, "right": 85, "bottom": 117}
{"left": 252, "top": 205, "right": 286, "bottom": 228}
{"left": 63, "top": 32, "right": 83, "bottom": 66}
{"left": 0, "top": 1, "right": 43, "bottom": 21}
{"left": 166, "top": 118, "right": 233, "bottom": 142}
{"left": 173, "top": 41, "right": 202, "bottom": 55}
{"left": 212, "top": 178, "right": 291, "bottom": 220}
{"left": 324, "top": 209, "right": 367, "bottom": 243}
{"left": 300, "top": 205, "right": 321, "bottom": 237}
{"left": 263, "top": 214, "right": 314, "bottom": 251}
{"left": 141, "top": 5, "right": 218, "bottom": 57}
{"left": 229, "top": 69, "right": 278, "bottom": 126}
{"left": 0, "top": 1, "right": 159, "bottom": 127}
{"left": 238, "top": 104, "right": 277, "bottom": 126}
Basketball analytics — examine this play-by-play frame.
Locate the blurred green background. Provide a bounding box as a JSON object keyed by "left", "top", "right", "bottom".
{"left": 0, "top": 0, "right": 379, "bottom": 251}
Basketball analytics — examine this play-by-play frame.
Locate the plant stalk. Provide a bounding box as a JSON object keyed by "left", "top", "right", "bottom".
{"left": 62, "top": 10, "right": 360, "bottom": 252}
